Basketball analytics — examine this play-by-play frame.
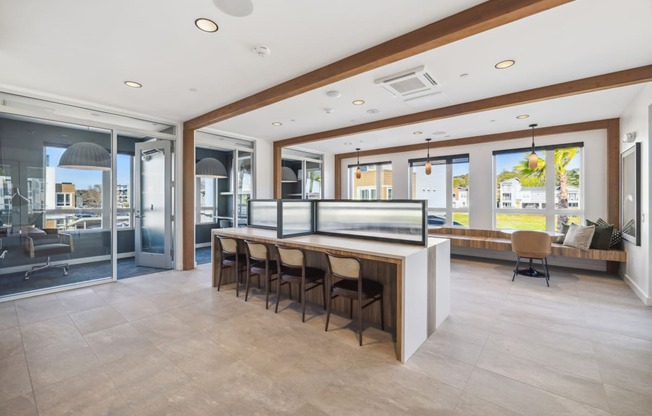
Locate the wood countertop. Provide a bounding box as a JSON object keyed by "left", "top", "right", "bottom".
{"left": 212, "top": 227, "right": 447, "bottom": 264}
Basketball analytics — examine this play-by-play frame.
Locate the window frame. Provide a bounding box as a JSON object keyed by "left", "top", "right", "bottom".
{"left": 348, "top": 161, "right": 392, "bottom": 200}
{"left": 408, "top": 153, "right": 470, "bottom": 228}
{"left": 493, "top": 143, "right": 584, "bottom": 232}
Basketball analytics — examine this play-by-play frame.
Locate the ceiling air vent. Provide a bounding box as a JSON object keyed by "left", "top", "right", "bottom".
{"left": 374, "top": 66, "right": 439, "bottom": 98}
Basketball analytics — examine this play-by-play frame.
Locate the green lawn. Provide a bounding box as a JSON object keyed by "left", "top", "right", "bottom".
{"left": 452, "top": 212, "right": 469, "bottom": 226}
{"left": 496, "top": 214, "right": 546, "bottom": 230}
{"left": 445, "top": 213, "right": 579, "bottom": 230}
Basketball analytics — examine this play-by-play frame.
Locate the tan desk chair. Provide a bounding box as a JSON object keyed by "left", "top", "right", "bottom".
{"left": 325, "top": 253, "right": 384, "bottom": 346}
{"left": 511, "top": 230, "right": 552, "bottom": 287}
{"left": 274, "top": 246, "right": 326, "bottom": 322}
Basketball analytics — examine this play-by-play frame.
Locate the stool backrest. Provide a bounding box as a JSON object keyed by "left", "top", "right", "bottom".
{"left": 245, "top": 241, "right": 268, "bottom": 261}
{"left": 511, "top": 230, "right": 552, "bottom": 257}
{"left": 326, "top": 253, "right": 361, "bottom": 281}
{"left": 276, "top": 246, "right": 304, "bottom": 268}
{"left": 217, "top": 237, "right": 238, "bottom": 255}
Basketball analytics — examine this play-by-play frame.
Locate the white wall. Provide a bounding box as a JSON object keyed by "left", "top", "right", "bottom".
{"left": 620, "top": 84, "right": 652, "bottom": 306}
{"left": 340, "top": 130, "right": 608, "bottom": 230}
{"left": 254, "top": 139, "right": 274, "bottom": 199}
{"left": 322, "top": 152, "right": 335, "bottom": 199}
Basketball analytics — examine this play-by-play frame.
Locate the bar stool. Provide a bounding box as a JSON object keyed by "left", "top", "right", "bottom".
{"left": 244, "top": 240, "right": 278, "bottom": 309}
{"left": 274, "top": 246, "right": 326, "bottom": 322}
{"left": 325, "top": 253, "right": 384, "bottom": 346}
{"left": 215, "top": 236, "right": 247, "bottom": 296}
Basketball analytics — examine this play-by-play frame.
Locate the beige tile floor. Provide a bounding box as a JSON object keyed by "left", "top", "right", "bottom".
{"left": 1, "top": 256, "right": 651, "bottom": 415}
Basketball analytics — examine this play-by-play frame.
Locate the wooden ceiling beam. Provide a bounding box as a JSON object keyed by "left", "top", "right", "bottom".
{"left": 336, "top": 119, "right": 611, "bottom": 159}
{"left": 185, "top": 0, "right": 573, "bottom": 130}
{"left": 277, "top": 65, "right": 652, "bottom": 148}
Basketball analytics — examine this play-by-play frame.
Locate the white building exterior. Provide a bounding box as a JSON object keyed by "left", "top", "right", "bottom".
{"left": 498, "top": 178, "right": 580, "bottom": 209}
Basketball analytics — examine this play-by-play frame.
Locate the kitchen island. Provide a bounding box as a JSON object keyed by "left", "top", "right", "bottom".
{"left": 212, "top": 227, "right": 450, "bottom": 362}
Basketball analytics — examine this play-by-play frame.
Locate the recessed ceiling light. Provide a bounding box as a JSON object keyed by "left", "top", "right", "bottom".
{"left": 516, "top": 114, "right": 530, "bottom": 119}
{"left": 326, "top": 90, "right": 341, "bottom": 98}
{"left": 352, "top": 100, "right": 365, "bottom": 105}
{"left": 344, "top": 142, "right": 352, "bottom": 146}
{"left": 195, "top": 18, "right": 218, "bottom": 33}
{"left": 490, "top": 119, "right": 496, "bottom": 123}
{"left": 272, "top": 122, "right": 282, "bottom": 126}
{"left": 495, "top": 59, "right": 515, "bottom": 69}
{"left": 459, "top": 73, "right": 469, "bottom": 78}
{"left": 367, "top": 109, "right": 380, "bottom": 114}
{"left": 324, "top": 108, "right": 335, "bottom": 114}
{"left": 413, "top": 131, "right": 423, "bottom": 135}
{"left": 124, "top": 81, "right": 142, "bottom": 88}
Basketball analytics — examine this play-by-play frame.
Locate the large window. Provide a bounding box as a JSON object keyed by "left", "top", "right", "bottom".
{"left": 409, "top": 154, "right": 469, "bottom": 227}
{"left": 45, "top": 146, "right": 104, "bottom": 230}
{"left": 494, "top": 144, "right": 582, "bottom": 231}
{"left": 349, "top": 162, "right": 392, "bottom": 200}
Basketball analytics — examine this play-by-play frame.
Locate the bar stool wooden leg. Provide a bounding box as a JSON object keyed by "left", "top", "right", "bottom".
{"left": 275, "top": 280, "right": 283, "bottom": 313}
{"left": 244, "top": 269, "right": 252, "bottom": 301}
{"left": 301, "top": 281, "right": 307, "bottom": 322}
{"left": 358, "top": 294, "right": 363, "bottom": 346}
{"left": 325, "top": 291, "right": 334, "bottom": 331}
{"left": 380, "top": 293, "right": 385, "bottom": 331}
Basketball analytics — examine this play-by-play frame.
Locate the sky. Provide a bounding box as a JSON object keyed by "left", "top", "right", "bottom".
{"left": 495, "top": 148, "right": 581, "bottom": 173}
{"left": 47, "top": 147, "right": 131, "bottom": 189}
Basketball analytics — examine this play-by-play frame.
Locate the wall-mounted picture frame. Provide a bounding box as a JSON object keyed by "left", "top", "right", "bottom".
{"left": 621, "top": 142, "right": 641, "bottom": 246}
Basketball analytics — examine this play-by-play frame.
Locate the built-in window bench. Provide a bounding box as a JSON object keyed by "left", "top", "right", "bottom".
{"left": 429, "top": 228, "right": 627, "bottom": 263}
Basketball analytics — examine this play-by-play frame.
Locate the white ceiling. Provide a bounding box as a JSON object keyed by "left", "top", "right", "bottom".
{"left": 1, "top": 0, "right": 651, "bottom": 155}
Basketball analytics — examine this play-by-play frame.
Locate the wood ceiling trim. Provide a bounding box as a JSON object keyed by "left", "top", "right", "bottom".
{"left": 185, "top": 0, "right": 573, "bottom": 130}
{"left": 336, "top": 120, "right": 610, "bottom": 159}
{"left": 277, "top": 65, "right": 652, "bottom": 148}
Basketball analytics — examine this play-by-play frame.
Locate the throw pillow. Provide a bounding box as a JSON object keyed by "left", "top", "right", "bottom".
{"left": 556, "top": 222, "right": 571, "bottom": 244}
{"left": 586, "top": 220, "right": 614, "bottom": 250}
{"left": 596, "top": 218, "right": 622, "bottom": 247}
{"left": 563, "top": 223, "right": 595, "bottom": 251}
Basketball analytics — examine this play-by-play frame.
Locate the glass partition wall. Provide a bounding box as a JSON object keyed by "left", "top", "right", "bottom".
{"left": 194, "top": 132, "right": 255, "bottom": 265}
{"left": 0, "top": 92, "right": 177, "bottom": 300}
{"left": 281, "top": 148, "right": 323, "bottom": 200}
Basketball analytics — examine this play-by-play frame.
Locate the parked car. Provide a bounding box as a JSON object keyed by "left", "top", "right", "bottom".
{"left": 427, "top": 215, "right": 462, "bottom": 226}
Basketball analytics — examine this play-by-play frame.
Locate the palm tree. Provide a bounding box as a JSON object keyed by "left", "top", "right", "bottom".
{"left": 516, "top": 148, "right": 579, "bottom": 229}
{"left": 308, "top": 170, "right": 321, "bottom": 197}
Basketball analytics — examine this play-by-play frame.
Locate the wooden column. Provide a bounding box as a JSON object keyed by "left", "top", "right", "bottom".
{"left": 273, "top": 143, "right": 282, "bottom": 199}
{"left": 182, "top": 126, "right": 195, "bottom": 270}
{"left": 606, "top": 118, "right": 621, "bottom": 274}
